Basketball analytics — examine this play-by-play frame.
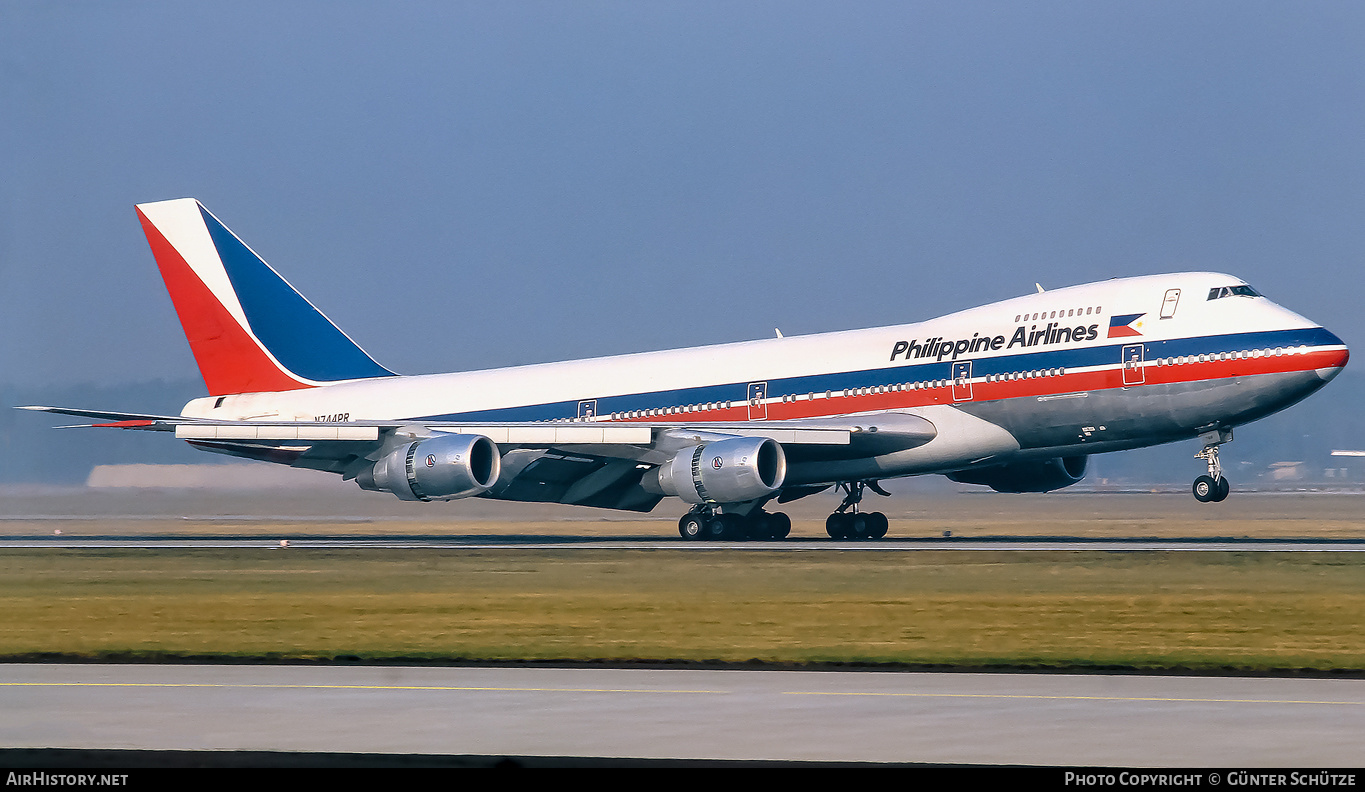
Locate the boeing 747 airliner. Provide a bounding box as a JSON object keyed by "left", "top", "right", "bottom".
{"left": 23, "top": 199, "right": 1350, "bottom": 540}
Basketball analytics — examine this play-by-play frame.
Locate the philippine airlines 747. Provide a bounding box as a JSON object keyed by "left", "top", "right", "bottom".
{"left": 24, "top": 199, "right": 1350, "bottom": 540}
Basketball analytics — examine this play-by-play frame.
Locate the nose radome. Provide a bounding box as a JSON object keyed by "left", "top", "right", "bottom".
{"left": 1316, "top": 329, "right": 1349, "bottom": 382}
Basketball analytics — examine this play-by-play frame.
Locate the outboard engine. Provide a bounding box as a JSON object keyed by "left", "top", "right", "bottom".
{"left": 652, "top": 436, "right": 786, "bottom": 504}
{"left": 357, "top": 433, "right": 501, "bottom": 501}
{"left": 946, "top": 455, "right": 1088, "bottom": 493}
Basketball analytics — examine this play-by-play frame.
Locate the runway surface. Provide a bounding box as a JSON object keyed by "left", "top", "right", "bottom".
{"left": 4, "top": 534, "right": 1365, "bottom": 551}
{"left": 2, "top": 664, "right": 1362, "bottom": 766}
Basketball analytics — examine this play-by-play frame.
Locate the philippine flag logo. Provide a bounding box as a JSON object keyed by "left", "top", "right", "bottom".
{"left": 1107, "top": 313, "right": 1146, "bottom": 338}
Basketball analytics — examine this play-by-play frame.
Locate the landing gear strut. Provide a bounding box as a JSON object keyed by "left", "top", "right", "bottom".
{"left": 678, "top": 505, "right": 791, "bottom": 541}
{"left": 825, "top": 481, "right": 890, "bottom": 540}
{"left": 1192, "top": 428, "right": 1232, "bottom": 503}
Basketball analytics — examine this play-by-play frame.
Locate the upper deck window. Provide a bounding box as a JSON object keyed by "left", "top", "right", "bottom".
{"left": 1207, "top": 285, "right": 1262, "bottom": 300}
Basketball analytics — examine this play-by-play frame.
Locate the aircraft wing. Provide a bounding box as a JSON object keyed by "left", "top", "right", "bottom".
{"left": 18, "top": 405, "right": 933, "bottom": 449}
{"left": 18, "top": 406, "right": 936, "bottom": 511}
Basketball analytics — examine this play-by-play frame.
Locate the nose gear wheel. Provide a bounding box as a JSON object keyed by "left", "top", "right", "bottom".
{"left": 1192, "top": 429, "right": 1232, "bottom": 503}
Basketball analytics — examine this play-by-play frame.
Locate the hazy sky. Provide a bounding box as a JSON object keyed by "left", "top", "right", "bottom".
{"left": 3, "top": 2, "right": 1362, "bottom": 392}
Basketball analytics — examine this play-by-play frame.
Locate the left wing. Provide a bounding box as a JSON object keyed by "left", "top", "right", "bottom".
{"left": 18, "top": 406, "right": 935, "bottom": 511}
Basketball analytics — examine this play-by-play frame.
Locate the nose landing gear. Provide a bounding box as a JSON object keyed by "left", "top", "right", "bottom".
{"left": 1192, "top": 428, "right": 1232, "bottom": 503}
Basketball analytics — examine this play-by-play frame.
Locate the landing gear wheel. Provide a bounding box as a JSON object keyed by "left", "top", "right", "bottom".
{"left": 754, "top": 512, "right": 790, "bottom": 540}
{"left": 824, "top": 480, "right": 893, "bottom": 540}
{"left": 769, "top": 512, "right": 791, "bottom": 540}
{"left": 679, "top": 513, "right": 706, "bottom": 540}
{"left": 706, "top": 513, "right": 745, "bottom": 540}
{"left": 1192, "top": 475, "right": 1218, "bottom": 503}
{"left": 1193, "top": 429, "right": 1233, "bottom": 503}
{"left": 1213, "top": 476, "right": 1230, "bottom": 502}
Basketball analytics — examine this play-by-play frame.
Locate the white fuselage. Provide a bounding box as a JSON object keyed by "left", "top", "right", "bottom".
{"left": 182, "top": 272, "right": 1347, "bottom": 487}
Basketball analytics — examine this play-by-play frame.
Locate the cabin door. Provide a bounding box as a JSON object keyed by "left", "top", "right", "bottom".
{"left": 952, "top": 361, "right": 973, "bottom": 401}
{"left": 747, "top": 382, "right": 768, "bottom": 420}
{"left": 1122, "top": 344, "right": 1146, "bottom": 386}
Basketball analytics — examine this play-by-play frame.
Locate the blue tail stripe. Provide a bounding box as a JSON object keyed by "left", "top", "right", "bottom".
{"left": 200, "top": 207, "right": 395, "bottom": 382}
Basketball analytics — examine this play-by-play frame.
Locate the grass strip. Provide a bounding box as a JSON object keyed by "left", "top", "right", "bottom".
{"left": 2, "top": 549, "right": 1363, "bottom": 671}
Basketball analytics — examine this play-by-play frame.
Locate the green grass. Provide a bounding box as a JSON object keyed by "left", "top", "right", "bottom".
{"left": 2, "top": 549, "right": 1363, "bottom": 671}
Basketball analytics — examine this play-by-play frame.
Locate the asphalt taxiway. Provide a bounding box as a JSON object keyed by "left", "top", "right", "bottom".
{"left": 2, "top": 664, "right": 1362, "bottom": 766}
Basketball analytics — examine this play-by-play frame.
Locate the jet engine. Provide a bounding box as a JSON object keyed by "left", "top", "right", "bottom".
{"left": 357, "top": 433, "right": 501, "bottom": 501}
{"left": 652, "top": 436, "right": 787, "bottom": 504}
{"left": 946, "top": 455, "right": 1088, "bottom": 493}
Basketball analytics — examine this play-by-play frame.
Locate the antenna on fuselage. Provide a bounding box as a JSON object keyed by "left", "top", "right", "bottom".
{"left": 1035, "top": 283, "right": 1045, "bottom": 293}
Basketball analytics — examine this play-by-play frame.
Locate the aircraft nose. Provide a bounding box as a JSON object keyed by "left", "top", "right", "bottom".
{"left": 1315, "top": 327, "right": 1349, "bottom": 382}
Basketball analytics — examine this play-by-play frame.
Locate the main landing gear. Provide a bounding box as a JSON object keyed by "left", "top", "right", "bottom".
{"left": 675, "top": 479, "right": 894, "bottom": 541}
{"left": 678, "top": 507, "right": 791, "bottom": 541}
{"left": 824, "top": 480, "right": 890, "bottom": 540}
{"left": 1192, "top": 428, "right": 1232, "bottom": 503}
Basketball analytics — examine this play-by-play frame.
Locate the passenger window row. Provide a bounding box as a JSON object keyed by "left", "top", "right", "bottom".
{"left": 1014, "top": 306, "right": 1102, "bottom": 323}
{"left": 610, "top": 402, "right": 734, "bottom": 420}
{"left": 985, "top": 368, "right": 1064, "bottom": 382}
{"left": 1155, "top": 345, "right": 1306, "bottom": 366}
{"left": 778, "top": 368, "right": 1070, "bottom": 402}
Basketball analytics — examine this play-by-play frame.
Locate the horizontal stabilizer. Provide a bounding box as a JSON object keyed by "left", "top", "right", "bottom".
{"left": 15, "top": 405, "right": 183, "bottom": 427}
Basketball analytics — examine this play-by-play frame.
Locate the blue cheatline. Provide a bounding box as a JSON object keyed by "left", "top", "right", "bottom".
{"left": 200, "top": 206, "right": 395, "bottom": 383}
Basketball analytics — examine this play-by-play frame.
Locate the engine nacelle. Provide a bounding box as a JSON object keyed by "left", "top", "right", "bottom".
{"left": 654, "top": 436, "right": 787, "bottom": 504}
{"left": 946, "top": 455, "right": 1088, "bottom": 493}
{"left": 357, "top": 433, "right": 501, "bottom": 501}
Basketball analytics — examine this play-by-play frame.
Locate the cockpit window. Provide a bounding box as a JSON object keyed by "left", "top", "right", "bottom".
{"left": 1207, "top": 285, "right": 1262, "bottom": 300}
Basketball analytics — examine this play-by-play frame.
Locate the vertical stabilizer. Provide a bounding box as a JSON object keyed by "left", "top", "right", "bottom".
{"left": 135, "top": 199, "right": 395, "bottom": 396}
